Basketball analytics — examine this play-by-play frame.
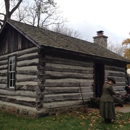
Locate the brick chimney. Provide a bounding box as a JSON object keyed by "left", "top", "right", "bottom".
{"left": 93, "top": 30, "right": 108, "bottom": 48}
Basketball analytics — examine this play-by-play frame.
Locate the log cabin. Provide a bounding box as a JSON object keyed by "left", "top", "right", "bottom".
{"left": 0, "top": 19, "right": 129, "bottom": 117}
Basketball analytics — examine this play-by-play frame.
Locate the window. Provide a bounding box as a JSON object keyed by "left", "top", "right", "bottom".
{"left": 8, "top": 55, "right": 16, "bottom": 88}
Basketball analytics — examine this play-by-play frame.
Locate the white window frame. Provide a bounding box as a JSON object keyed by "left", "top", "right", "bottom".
{"left": 8, "top": 55, "right": 16, "bottom": 88}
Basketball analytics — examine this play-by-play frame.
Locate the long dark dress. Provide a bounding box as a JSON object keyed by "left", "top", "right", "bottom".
{"left": 99, "top": 82, "right": 116, "bottom": 120}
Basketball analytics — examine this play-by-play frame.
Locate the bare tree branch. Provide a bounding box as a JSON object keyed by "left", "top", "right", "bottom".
{"left": 0, "top": 13, "right": 5, "bottom": 16}
{"left": 10, "top": 0, "right": 23, "bottom": 16}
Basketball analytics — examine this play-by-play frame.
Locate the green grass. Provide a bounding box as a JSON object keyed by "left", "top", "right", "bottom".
{"left": 0, "top": 108, "right": 130, "bottom": 130}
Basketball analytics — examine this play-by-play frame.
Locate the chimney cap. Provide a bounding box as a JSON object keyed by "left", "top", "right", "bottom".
{"left": 97, "top": 30, "right": 104, "bottom": 34}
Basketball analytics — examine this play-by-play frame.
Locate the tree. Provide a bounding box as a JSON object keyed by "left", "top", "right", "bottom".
{"left": 27, "top": 0, "right": 56, "bottom": 27}
{"left": 15, "top": 0, "right": 65, "bottom": 28}
{"left": 122, "top": 38, "right": 130, "bottom": 59}
{"left": 107, "top": 42, "right": 126, "bottom": 56}
{"left": 0, "top": 0, "right": 23, "bottom": 28}
{"left": 52, "top": 23, "right": 81, "bottom": 38}
{"left": 0, "top": 0, "right": 80, "bottom": 38}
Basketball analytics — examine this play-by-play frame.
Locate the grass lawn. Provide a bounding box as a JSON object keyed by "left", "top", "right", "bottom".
{"left": 0, "top": 107, "right": 130, "bottom": 130}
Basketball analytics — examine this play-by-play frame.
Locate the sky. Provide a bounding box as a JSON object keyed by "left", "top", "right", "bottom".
{"left": 54, "top": 0, "right": 130, "bottom": 44}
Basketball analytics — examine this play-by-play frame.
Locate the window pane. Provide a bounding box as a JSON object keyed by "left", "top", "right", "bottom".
{"left": 12, "top": 64, "right": 15, "bottom": 71}
{"left": 8, "top": 56, "right": 16, "bottom": 88}
{"left": 12, "top": 72, "right": 15, "bottom": 80}
{"left": 12, "top": 56, "right": 15, "bottom": 63}
{"left": 9, "top": 58, "right": 12, "bottom": 65}
{"left": 9, "top": 64, "right": 12, "bottom": 71}
{"left": 10, "top": 80, "right": 12, "bottom": 87}
{"left": 12, "top": 79, "right": 15, "bottom": 87}
{"left": 10, "top": 73, "right": 13, "bottom": 80}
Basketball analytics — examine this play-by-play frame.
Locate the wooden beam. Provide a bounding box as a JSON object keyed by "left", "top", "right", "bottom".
{"left": 105, "top": 65, "right": 126, "bottom": 71}
{"left": 16, "top": 81, "right": 38, "bottom": 86}
{"left": 45, "top": 71, "right": 93, "bottom": 79}
{"left": 45, "top": 66, "right": 93, "bottom": 73}
{"left": 46, "top": 63, "right": 93, "bottom": 71}
{"left": 45, "top": 55, "right": 94, "bottom": 67}
{"left": 44, "top": 86, "right": 92, "bottom": 94}
{"left": 17, "top": 59, "right": 39, "bottom": 67}
{"left": 44, "top": 79, "right": 94, "bottom": 87}
{"left": 0, "top": 47, "right": 38, "bottom": 60}
{"left": 17, "top": 70, "right": 37, "bottom": 75}
{"left": 0, "top": 60, "right": 8, "bottom": 66}
{"left": 16, "top": 74, "right": 37, "bottom": 79}
{"left": 0, "top": 84, "right": 7, "bottom": 89}
{"left": 17, "top": 66, "right": 37, "bottom": 71}
{"left": 0, "top": 90, "right": 36, "bottom": 97}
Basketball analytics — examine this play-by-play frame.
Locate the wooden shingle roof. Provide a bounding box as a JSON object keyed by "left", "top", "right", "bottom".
{"left": 5, "top": 19, "right": 130, "bottom": 63}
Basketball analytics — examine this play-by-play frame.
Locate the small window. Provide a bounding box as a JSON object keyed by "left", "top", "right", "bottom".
{"left": 8, "top": 55, "right": 16, "bottom": 88}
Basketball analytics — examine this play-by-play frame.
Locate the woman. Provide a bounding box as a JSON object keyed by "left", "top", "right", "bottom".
{"left": 99, "top": 77, "right": 119, "bottom": 123}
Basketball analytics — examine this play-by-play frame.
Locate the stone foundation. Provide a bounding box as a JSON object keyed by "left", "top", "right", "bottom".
{"left": 0, "top": 100, "right": 86, "bottom": 118}
{"left": 0, "top": 101, "right": 38, "bottom": 117}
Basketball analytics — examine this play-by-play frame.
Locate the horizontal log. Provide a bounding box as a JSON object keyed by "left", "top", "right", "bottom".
{"left": 46, "top": 63, "right": 93, "bottom": 71}
{"left": 44, "top": 87, "right": 92, "bottom": 94}
{"left": 17, "top": 78, "right": 38, "bottom": 82}
{"left": 15, "top": 100, "right": 36, "bottom": 107}
{"left": 16, "top": 81, "right": 38, "bottom": 86}
{"left": 44, "top": 92, "right": 93, "bottom": 103}
{"left": 0, "top": 47, "right": 38, "bottom": 61}
{"left": 18, "top": 63, "right": 38, "bottom": 69}
{"left": 113, "top": 82, "right": 126, "bottom": 86}
{"left": 16, "top": 74, "right": 37, "bottom": 80}
{"left": 0, "top": 95, "right": 36, "bottom": 107}
{"left": 16, "top": 85, "right": 36, "bottom": 91}
{"left": 45, "top": 55, "right": 94, "bottom": 67}
{"left": 0, "top": 101, "right": 37, "bottom": 113}
{"left": 0, "top": 70, "right": 7, "bottom": 73}
{"left": 0, "top": 95, "right": 35, "bottom": 101}
{"left": 45, "top": 71, "right": 93, "bottom": 79}
{"left": 0, "top": 65, "right": 7, "bottom": 70}
{"left": 17, "top": 55, "right": 39, "bottom": 62}
{"left": 105, "top": 65, "right": 125, "bottom": 71}
{"left": 44, "top": 93, "right": 80, "bottom": 102}
{"left": 45, "top": 66, "right": 93, "bottom": 74}
{"left": 18, "top": 52, "right": 38, "bottom": 59}
{"left": 43, "top": 79, "right": 94, "bottom": 87}
{"left": 0, "top": 60, "right": 7, "bottom": 66}
{"left": 43, "top": 100, "right": 83, "bottom": 108}
{"left": 105, "top": 77, "right": 126, "bottom": 82}
{"left": 43, "top": 99, "right": 90, "bottom": 109}
{"left": 17, "top": 66, "right": 37, "bottom": 71}
{"left": 115, "top": 77, "right": 126, "bottom": 81}
{"left": 0, "top": 79, "right": 7, "bottom": 84}
{"left": 17, "top": 59, "right": 39, "bottom": 67}
{"left": 0, "top": 73, "right": 7, "bottom": 76}
{"left": 0, "top": 56, "right": 8, "bottom": 61}
{"left": 0, "top": 84, "right": 7, "bottom": 89}
{"left": 106, "top": 72, "right": 126, "bottom": 77}
{"left": 0, "top": 90, "right": 36, "bottom": 97}
{"left": 17, "top": 70, "right": 37, "bottom": 75}
{"left": 17, "top": 47, "right": 38, "bottom": 57}
{"left": 105, "top": 70, "right": 126, "bottom": 75}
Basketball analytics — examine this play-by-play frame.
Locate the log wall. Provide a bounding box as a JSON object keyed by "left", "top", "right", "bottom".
{"left": 0, "top": 47, "right": 39, "bottom": 108}
{"left": 42, "top": 55, "right": 94, "bottom": 109}
{"left": 105, "top": 65, "right": 127, "bottom": 95}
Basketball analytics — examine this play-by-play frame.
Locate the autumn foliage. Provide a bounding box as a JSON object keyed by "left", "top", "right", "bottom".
{"left": 122, "top": 38, "right": 130, "bottom": 60}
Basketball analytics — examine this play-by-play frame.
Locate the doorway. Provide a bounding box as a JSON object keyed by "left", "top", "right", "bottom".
{"left": 95, "top": 63, "right": 104, "bottom": 97}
